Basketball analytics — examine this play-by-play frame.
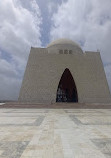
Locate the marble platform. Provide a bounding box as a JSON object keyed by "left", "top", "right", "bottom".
{"left": 0, "top": 108, "right": 111, "bottom": 158}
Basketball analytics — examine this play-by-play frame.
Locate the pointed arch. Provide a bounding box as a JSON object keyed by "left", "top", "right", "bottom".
{"left": 56, "top": 68, "right": 78, "bottom": 102}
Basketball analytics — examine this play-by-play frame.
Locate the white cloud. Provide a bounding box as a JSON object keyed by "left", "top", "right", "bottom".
{"left": 48, "top": 1, "right": 58, "bottom": 14}
{"left": 0, "top": 0, "right": 42, "bottom": 100}
{"left": 0, "top": 0, "right": 41, "bottom": 59}
{"left": 50, "top": 0, "right": 111, "bottom": 92}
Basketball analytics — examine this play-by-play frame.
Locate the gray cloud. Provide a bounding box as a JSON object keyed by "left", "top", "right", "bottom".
{"left": 0, "top": 0, "right": 42, "bottom": 100}
{"left": 50, "top": 0, "right": 111, "bottom": 92}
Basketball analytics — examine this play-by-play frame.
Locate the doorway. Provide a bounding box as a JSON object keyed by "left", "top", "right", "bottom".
{"left": 56, "top": 68, "right": 78, "bottom": 102}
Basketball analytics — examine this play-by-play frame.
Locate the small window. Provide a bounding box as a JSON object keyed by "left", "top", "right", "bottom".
{"left": 64, "top": 50, "right": 68, "bottom": 54}
{"left": 59, "top": 50, "right": 63, "bottom": 54}
{"left": 69, "top": 50, "right": 72, "bottom": 54}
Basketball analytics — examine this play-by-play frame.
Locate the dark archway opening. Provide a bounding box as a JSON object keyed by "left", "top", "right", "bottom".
{"left": 56, "top": 68, "right": 78, "bottom": 102}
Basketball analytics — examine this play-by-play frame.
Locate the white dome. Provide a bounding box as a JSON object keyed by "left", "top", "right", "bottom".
{"left": 47, "top": 38, "right": 83, "bottom": 53}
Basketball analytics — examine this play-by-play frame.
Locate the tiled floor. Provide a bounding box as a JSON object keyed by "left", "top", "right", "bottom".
{"left": 0, "top": 108, "right": 111, "bottom": 158}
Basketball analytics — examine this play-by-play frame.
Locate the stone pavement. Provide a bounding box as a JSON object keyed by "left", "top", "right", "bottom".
{"left": 0, "top": 108, "right": 111, "bottom": 158}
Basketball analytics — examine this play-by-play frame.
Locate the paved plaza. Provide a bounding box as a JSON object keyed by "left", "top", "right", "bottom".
{"left": 0, "top": 108, "right": 111, "bottom": 158}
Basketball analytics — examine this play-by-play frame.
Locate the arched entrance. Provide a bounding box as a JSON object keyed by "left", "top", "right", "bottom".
{"left": 56, "top": 68, "right": 78, "bottom": 102}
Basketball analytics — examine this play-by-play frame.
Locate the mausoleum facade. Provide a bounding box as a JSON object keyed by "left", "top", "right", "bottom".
{"left": 19, "top": 39, "right": 111, "bottom": 103}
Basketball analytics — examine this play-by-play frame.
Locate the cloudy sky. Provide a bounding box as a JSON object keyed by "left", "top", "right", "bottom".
{"left": 0, "top": 0, "right": 111, "bottom": 100}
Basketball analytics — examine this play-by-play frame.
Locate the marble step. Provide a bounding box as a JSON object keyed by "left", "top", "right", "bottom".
{"left": 0, "top": 102, "right": 111, "bottom": 108}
